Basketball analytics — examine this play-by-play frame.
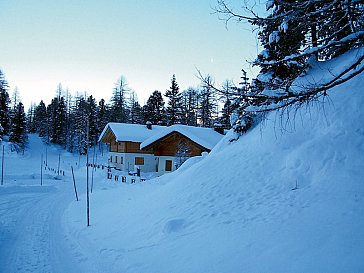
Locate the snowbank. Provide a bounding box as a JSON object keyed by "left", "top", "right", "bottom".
{"left": 64, "top": 49, "right": 364, "bottom": 272}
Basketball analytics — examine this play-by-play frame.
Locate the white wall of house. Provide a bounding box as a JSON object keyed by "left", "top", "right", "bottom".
{"left": 156, "top": 156, "right": 178, "bottom": 174}
{"left": 109, "top": 152, "right": 157, "bottom": 173}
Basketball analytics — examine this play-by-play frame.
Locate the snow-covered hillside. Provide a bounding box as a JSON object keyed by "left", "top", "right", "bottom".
{"left": 65, "top": 49, "right": 364, "bottom": 272}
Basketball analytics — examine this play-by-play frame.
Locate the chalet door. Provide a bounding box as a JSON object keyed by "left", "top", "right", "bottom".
{"left": 165, "top": 160, "right": 172, "bottom": 172}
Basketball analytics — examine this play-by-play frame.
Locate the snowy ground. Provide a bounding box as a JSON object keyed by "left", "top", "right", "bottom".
{"left": 0, "top": 136, "right": 110, "bottom": 273}
{"left": 1, "top": 49, "right": 364, "bottom": 272}
{"left": 64, "top": 49, "right": 364, "bottom": 272}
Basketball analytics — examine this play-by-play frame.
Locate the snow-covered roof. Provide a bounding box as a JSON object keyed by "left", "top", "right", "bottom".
{"left": 98, "top": 123, "right": 166, "bottom": 143}
{"left": 140, "top": 124, "right": 224, "bottom": 151}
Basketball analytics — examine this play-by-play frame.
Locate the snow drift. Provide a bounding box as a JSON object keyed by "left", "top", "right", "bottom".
{"left": 65, "top": 48, "right": 364, "bottom": 272}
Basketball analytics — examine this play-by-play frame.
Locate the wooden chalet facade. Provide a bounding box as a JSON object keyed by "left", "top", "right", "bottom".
{"left": 98, "top": 123, "right": 165, "bottom": 173}
{"left": 140, "top": 124, "right": 224, "bottom": 174}
{"left": 99, "top": 123, "right": 224, "bottom": 175}
{"left": 141, "top": 131, "right": 211, "bottom": 173}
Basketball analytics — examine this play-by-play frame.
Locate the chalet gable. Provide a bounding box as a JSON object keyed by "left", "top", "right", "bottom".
{"left": 98, "top": 123, "right": 166, "bottom": 144}
{"left": 140, "top": 125, "right": 224, "bottom": 155}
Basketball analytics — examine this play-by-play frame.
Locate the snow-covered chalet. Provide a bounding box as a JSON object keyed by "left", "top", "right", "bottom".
{"left": 98, "top": 122, "right": 224, "bottom": 174}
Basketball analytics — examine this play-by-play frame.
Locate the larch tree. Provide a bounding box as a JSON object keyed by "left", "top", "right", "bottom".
{"left": 181, "top": 87, "right": 200, "bottom": 126}
{"left": 110, "top": 76, "right": 130, "bottom": 123}
{"left": 199, "top": 75, "right": 217, "bottom": 127}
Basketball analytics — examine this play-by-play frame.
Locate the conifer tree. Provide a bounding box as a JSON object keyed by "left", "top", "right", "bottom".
{"left": 110, "top": 76, "right": 129, "bottom": 123}
{"left": 199, "top": 76, "right": 217, "bottom": 127}
{"left": 214, "top": 0, "right": 364, "bottom": 137}
{"left": 49, "top": 96, "right": 67, "bottom": 145}
{"left": 74, "top": 96, "right": 88, "bottom": 154}
{"left": 86, "top": 95, "right": 98, "bottom": 146}
{"left": 218, "top": 80, "right": 235, "bottom": 129}
{"left": 181, "top": 87, "right": 200, "bottom": 126}
{"left": 130, "top": 101, "right": 144, "bottom": 124}
{"left": 0, "top": 70, "right": 11, "bottom": 135}
{"left": 165, "top": 74, "right": 183, "bottom": 125}
{"left": 9, "top": 102, "right": 28, "bottom": 152}
{"left": 97, "top": 98, "right": 109, "bottom": 134}
{"left": 27, "top": 103, "right": 37, "bottom": 133}
{"left": 34, "top": 101, "right": 48, "bottom": 138}
{"left": 144, "top": 90, "right": 166, "bottom": 125}
{"left": 128, "top": 91, "right": 143, "bottom": 124}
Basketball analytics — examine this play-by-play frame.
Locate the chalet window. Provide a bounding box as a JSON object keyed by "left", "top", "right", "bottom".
{"left": 120, "top": 156, "right": 123, "bottom": 164}
{"left": 165, "top": 160, "right": 172, "bottom": 171}
{"left": 115, "top": 156, "right": 118, "bottom": 163}
{"left": 135, "top": 157, "right": 144, "bottom": 165}
{"left": 110, "top": 155, "right": 113, "bottom": 163}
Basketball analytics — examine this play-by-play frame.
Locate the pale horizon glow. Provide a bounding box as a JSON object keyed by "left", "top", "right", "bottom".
{"left": 0, "top": 0, "right": 260, "bottom": 110}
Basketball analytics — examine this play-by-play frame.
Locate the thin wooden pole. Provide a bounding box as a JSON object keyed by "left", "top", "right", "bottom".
{"left": 57, "top": 153, "right": 61, "bottom": 175}
{"left": 71, "top": 166, "right": 79, "bottom": 201}
{"left": 86, "top": 120, "right": 90, "bottom": 226}
{"left": 1, "top": 145, "right": 4, "bottom": 185}
{"left": 45, "top": 147, "right": 48, "bottom": 166}
{"left": 41, "top": 153, "right": 43, "bottom": 186}
{"left": 91, "top": 145, "right": 96, "bottom": 193}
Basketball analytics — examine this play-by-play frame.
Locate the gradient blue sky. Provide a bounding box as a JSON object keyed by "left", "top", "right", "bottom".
{"left": 1, "top": 0, "right": 260, "bottom": 109}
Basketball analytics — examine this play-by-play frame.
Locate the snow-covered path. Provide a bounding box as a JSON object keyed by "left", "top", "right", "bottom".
{"left": 0, "top": 184, "right": 81, "bottom": 273}
{"left": 0, "top": 135, "right": 92, "bottom": 273}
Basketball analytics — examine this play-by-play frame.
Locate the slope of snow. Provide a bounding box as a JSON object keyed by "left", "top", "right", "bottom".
{"left": 0, "top": 135, "right": 110, "bottom": 272}
{"left": 64, "top": 50, "right": 364, "bottom": 272}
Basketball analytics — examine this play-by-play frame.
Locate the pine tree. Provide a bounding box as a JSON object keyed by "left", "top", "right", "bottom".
{"left": 128, "top": 91, "right": 143, "bottom": 124}
{"left": 49, "top": 96, "right": 67, "bottom": 145}
{"left": 9, "top": 102, "right": 28, "bottom": 152}
{"left": 144, "top": 90, "right": 166, "bottom": 125}
{"left": 74, "top": 96, "right": 88, "bottom": 154}
{"left": 165, "top": 74, "right": 183, "bottom": 125}
{"left": 252, "top": 0, "right": 306, "bottom": 95}
{"left": 27, "top": 103, "right": 37, "bottom": 133}
{"left": 86, "top": 95, "right": 98, "bottom": 146}
{"left": 130, "top": 101, "right": 144, "bottom": 124}
{"left": 34, "top": 100, "right": 48, "bottom": 137}
{"left": 215, "top": 0, "right": 364, "bottom": 137}
{"left": 0, "top": 70, "right": 11, "bottom": 135}
{"left": 97, "top": 98, "right": 109, "bottom": 135}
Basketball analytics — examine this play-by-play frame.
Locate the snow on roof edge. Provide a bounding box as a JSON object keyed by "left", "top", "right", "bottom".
{"left": 140, "top": 125, "right": 224, "bottom": 151}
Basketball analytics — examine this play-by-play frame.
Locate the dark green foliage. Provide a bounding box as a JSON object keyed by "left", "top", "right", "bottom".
{"left": 87, "top": 95, "right": 98, "bottom": 146}
{"left": 165, "top": 74, "right": 183, "bottom": 125}
{"left": 144, "top": 90, "right": 166, "bottom": 125}
{"left": 34, "top": 100, "right": 48, "bottom": 137}
{"left": 9, "top": 102, "right": 28, "bottom": 151}
{"left": 0, "top": 70, "right": 11, "bottom": 135}
{"left": 97, "top": 98, "right": 109, "bottom": 134}
{"left": 49, "top": 97, "right": 67, "bottom": 145}
{"left": 215, "top": 0, "right": 364, "bottom": 138}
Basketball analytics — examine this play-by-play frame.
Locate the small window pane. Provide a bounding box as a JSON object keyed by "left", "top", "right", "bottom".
{"left": 166, "top": 160, "right": 172, "bottom": 171}
{"left": 135, "top": 157, "right": 144, "bottom": 165}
